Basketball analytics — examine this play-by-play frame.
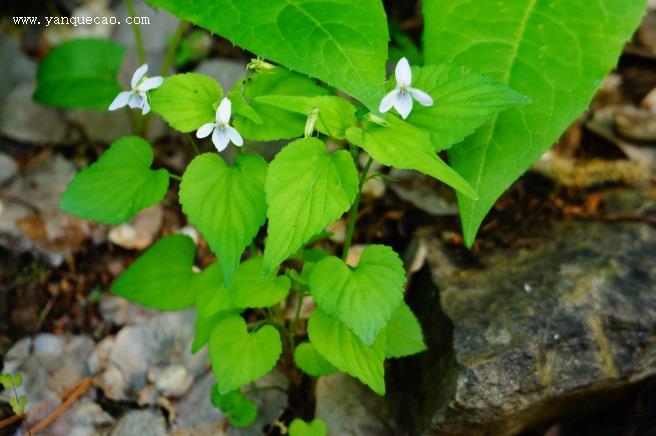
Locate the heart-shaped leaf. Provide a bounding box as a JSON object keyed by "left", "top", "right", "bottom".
{"left": 210, "top": 386, "right": 257, "bottom": 427}
{"left": 112, "top": 234, "right": 197, "bottom": 310}
{"left": 384, "top": 302, "right": 426, "bottom": 359}
{"left": 423, "top": 0, "right": 646, "bottom": 246}
{"left": 180, "top": 152, "right": 267, "bottom": 286}
{"left": 308, "top": 308, "right": 385, "bottom": 395}
{"left": 209, "top": 315, "right": 282, "bottom": 394}
{"left": 289, "top": 418, "right": 327, "bottom": 436}
{"left": 294, "top": 342, "right": 337, "bottom": 377}
{"left": 61, "top": 136, "right": 169, "bottom": 224}
{"left": 262, "top": 137, "right": 358, "bottom": 276}
{"left": 144, "top": 0, "right": 388, "bottom": 111}
{"left": 309, "top": 244, "right": 406, "bottom": 345}
{"left": 150, "top": 73, "right": 223, "bottom": 133}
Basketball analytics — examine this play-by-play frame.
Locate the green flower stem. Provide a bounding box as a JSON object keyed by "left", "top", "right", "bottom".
{"left": 186, "top": 134, "right": 201, "bottom": 155}
{"left": 160, "top": 20, "right": 190, "bottom": 76}
{"left": 124, "top": 0, "right": 146, "bottom": 66}
{"left": 289, "top": 292, "right": 305, "bottom": 351}
{"left": 169, "top": 173, "right": 182, "bottom": 181}
{"left": 341, "top": 152, "right": 373, "bottom": 261}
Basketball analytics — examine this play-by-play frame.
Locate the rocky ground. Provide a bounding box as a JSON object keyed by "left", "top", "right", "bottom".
{"left": 1, "top": 1, "right": 656, "bottom": 435}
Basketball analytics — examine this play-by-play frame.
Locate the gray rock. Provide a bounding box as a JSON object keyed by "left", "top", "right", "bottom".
{"left": 389, "top": 169, "right": 458, "bottom": 216}
{"left": 398, "top": 220, "right": 656, "bottom": 435}
{"left": 0, "top": 153, "right": 90, "bottom": 266}
{"left": 65, "top": 108, "right": 168, "bottom": 144}
{"left": 315, "top": 373, "right": 395, "bottom": 436}
{"left": 0, "top": 152, "right": 18, "bottom": 185}
{"left": 0, "top": 35, "right": 35, "bottom": 104}
{"left": 108, "top": 205, "right": 163, "bottom": 250}
{"left": 195, "top": 59, "right": 247, "bottom": 93}
{"left": 111, "top": 409, "right": 168, "bottom": 436}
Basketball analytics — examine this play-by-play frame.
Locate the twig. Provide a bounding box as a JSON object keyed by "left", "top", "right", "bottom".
{"left": 0, "top": 413, "right": 25, "bottom": 430}
{"left": 30, "top": 377, "right": 92, "bottom": 434}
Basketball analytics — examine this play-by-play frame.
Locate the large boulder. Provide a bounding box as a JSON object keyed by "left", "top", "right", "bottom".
{"left": 394, "top": 219, "right": 656, "bottom": 435}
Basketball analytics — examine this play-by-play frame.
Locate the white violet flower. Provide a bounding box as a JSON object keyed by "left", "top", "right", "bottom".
{"left": 379, "top": 57, "right": 433, "bottom": 119}
{"left": 108, "top": 63, "right": 163, "bottom": 115}
{"left": 196, "top": 97, "right": 244, "bottom": 152}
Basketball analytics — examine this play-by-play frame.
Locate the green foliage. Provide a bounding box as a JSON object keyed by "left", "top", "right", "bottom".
{"left": 404, "top": 64, "right": 529, "bottom": 150}
{"left": 262, "top": 137, "right": 359, "bottom": 275}
{"left": 60, "top": 136, "right": 169, "bottom": 224}
{"left": 34, "top": 38, "right": 124, "bottom": 109}
{"left": 144, "top": 0, "right": 388, "bottom": 110}
{"left": 180, "top": 153, "right": 267, "bottom": 285}
{"left": 209, "top": 315, "right": 282, "bottom": 394}
{"left": 423, "top": 0, "right": 647, "bottom": 246}
{"left": 112, "top": 234, "right": 197, "bottom": 310}
{"left": 346, "top": 116, "right": 477, "bottom": 199}
{"left": 294, "top": 342, "right": 337, "bottom": 377}
{"left": 150, "top": 73, "right": 223, "bottom": 132}
{"left": 384, "top": 303, "right": 426, "bottom": 358}
{"left": 0, "top": 373, "right": 27, "bottom": 415}
{"left": 232, "top": 68, "right": 328, "bottom": 141}
{"left": 289, "top": 418, "right": 328, "bottom": 436}
{"left": 255, "top": 95, "right": 357, "bottom": 139}
{"left": 309, "top": 245, "right": 405, "bottom": 345}
{"left": 308, "top": 308, "right": 386, "bottom": 395}
{"left": 210, "top": 386, "right": 257, "bottom": 427}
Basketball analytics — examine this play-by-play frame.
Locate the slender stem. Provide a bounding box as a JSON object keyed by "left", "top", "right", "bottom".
{"left": 124, "top": 0, "right": 146, "bottom": 66}
{"left": 289, "top": 292, "right": 305, "bottom": 351}
{"left": 169, "top": 173, "right": 182, "bottom": 181}
{"left": 341, "top": 153, "right": 373, "bottom": 261}
{"left": 186, "top": 134, "right": 201, "bottom": 155}
{"left": 160, "top": 20, "right": 190, "bottom": 76}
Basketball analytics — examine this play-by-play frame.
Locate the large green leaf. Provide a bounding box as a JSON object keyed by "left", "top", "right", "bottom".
{"left": 309, "top": 245, "right": 405, "bottom": 345}
{"left": 179, "top": 153, "right": 267, "bottom": 286}
{"left": 308, "top": 308, "right": 386, "bottom": 395}
{"left": 150, "top": 73, "right": 223, "bottom": 133}
{"left": 423, "top": 0, "right": 646, "bottom": 246}
{"left": 294, "top": 342, "right": 337, "bottom": 377}
{"left": 384, "top": 302, "right": 426, "bottom": 359}
{"left": 209, "top": 315, "right": 282, "bottom": 394}
{"left": 34, "top": 38, "right": 124, "bottom": 109}
{"left": 112, "top": 234, "right": 197, "bottom": 310}
{"left": 144, "top": 0, "right": 388, "bottom": 110}
{"left": 404, "top": 64, "right": 529, "bottom": 150}
{"left": 231, "top": 68, "right": 328, "bottom": 141}
{"left": 61, "top": 136, "right": 169, "bottom": 224}
{"left": 262, "top": 137, "right": 359, "bottom": 275}
{"left": 346, "top": 116, "right": 477, "bottom": 199}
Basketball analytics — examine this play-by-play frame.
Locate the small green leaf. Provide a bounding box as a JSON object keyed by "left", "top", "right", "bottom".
{"left": 209, "top": 315, "right": 282, "bottom": 394}
{"left": 210, "top": 386, "right": 257, "bottom": 428}
{"left": 309, "top": 245, "right": 405, "bottom": 345}
{"left": 346, "top": 116, "right": 476, "bottom": 199}
{"left": 61, "top": 136, "right": 169, "bottom": 224}
{"left": 34, "top": 38, "right": 124, "bottom": 109}
{"left": 228, "top": 90, "right": 263, "bottom": 124}
{"left": 143, "top": 0, "right": 388, "bottom": 111}
{"left": 404, "top": 64, "right": 529, "bottom": 150}
{"left": 9, "top": 395, "right": 28, "bottom": 415}
{"left": 112, "top": 234, "right": 197, "bottom": 310}
{"left": 255, "top": 95, "right": 357, "bottom": 139}
{"left": 180, "top": 153, "right": 267, "bottom": 286}
{"left": 384, "top": 303, "right": 426, "bottom": 359}
{"left": 150, "top": 72, "right": 223, "bottom": 133}
{"left": 308, "top": 308, "right": 385, "bottom": 395}
{"left": 263, "top": 137, "right": 358, "bottom": 275}
{"left": 231, "top": 257, "right": 290, "bottom": 309}
{"left": 193, "top": 310, "right": 233, "bottom": 354}
{"left": 232, "top": 68, "right": 328, "bottom": 141}
{"left": 294, "top": 342, "right": 337, "bottom": 377}
{"left": 289, "top": 418, "right": 328, "bottom": 436}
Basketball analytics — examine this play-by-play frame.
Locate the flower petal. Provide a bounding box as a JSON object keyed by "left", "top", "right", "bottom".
{"left": 131, "top": 63, "right": 149, "bottom": 89}
{"left": 395, "top": 57, "right": 412, "bottom": 87}
{"left": 141, "top": 97, "right": 151, "bottom": 115}
{"left": 137, "top": 76, "right": 164, "bottom": 92}
{"left": 394, "top": 91, "right": 413, "bottom": 119}
{"left": 216, "top": 97, "right": 232, "bottom": 124}
{"left": 108, "top": 91, "right": 131, "bottom": 111}
{"left": 128, "top": 93, "right": 144, "bottom": 109}
{"left": 196, "top": 122, "right": 215, "bottom": 138}
{"left": 226, "top": 125, "right": 244, "bottom": 146}
{"left": 409, "top": 87, "right": 434, "bottom": 107}
{"left": 212, "top": 126, "right": 230, "bottom": 152}
{"left": 379, "top": 89, "right": 399, "bottom": 113}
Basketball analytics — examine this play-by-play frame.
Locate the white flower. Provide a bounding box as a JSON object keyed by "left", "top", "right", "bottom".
{"left": 196, "top": 97, "right": 244, "bottom": 152}
{"left": 108, "top": 63, "right": 163, "bottom": 115}
{"left": 379, "top": 57, "right": 433, "bottom": 119}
